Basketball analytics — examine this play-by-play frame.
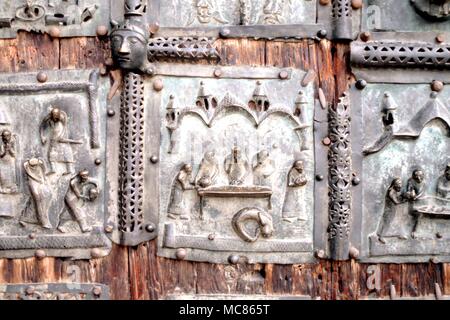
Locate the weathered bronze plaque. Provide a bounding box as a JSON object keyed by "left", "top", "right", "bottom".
{"left": 351, "top": 69, "right": 450, "bottom": 263}
{"left": 0, "top": 0, "right": 111, "bottom": 39}
{"left": 0, "top": 69, "right": 115, "bottom": 259}
{"left": 362, "top": 0, "right": 450, "bottom": 33}
{"left": 149, "top": 64, "right": 325, "bottom": 264}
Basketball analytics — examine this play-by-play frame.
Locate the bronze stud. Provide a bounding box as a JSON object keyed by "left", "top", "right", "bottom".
{"left": 104, "top": 225, "right": 114, "bottom": 233}
{"left": 176, "top": 248, "right": 187, "bottom": 260}
{"left": 29, "top": 233, "right": 36, "bottom": 240}
{"left": 96, "top": 25, "right": 108, "bottom": 37}
{"left": 316, "top": 174, "right": 324, "bottom": 181}
{"left": 279, "top": 70, "right": 289, "bottom": 80}
{"left": 35, "top": 249, "right": 46, "bottom": 260}
{"left": 351, "top": 0, "right": 363, "bottom": 9}
{"left": 153, "top": 79, "right": 164, "bottom": 92}
{"left": 95, "top": 158, "right": 102, "bottom": 165}
{"left": 92, "top": 286, "right": 102, "bottom": 297}
{"left": 322, "top": 137, "right": 331, "bottom": 146}
{"left": 48, "top": 26, "right": 60, "bottom": 38}
{"left": 319, "top": 0, "right": 331, "bottom": 5}
{"left": 150, "top": 155, "right": 159, "bottom": 164}
{"left": 431, "top": 80, "right": 444, "bottom": 92}
{"left": 208, "top": 234, "right": 215, "bottom": 241}
{"left": 37, "top": 72, "right": 48, "bottom": 83}
{"left": 436, "top": 34, "right": 445, "bottom": 44}
{"left": 315, "top": 249, "right": 326, "bottom": 259}
{"left": 149, "top": 22, "right": 160, "bottom": 35}
{"left": 352, "top": 177, "right": 361, "bottom": 186}
{"left": 220, "top": 28, "right": 231, "bottom": 37}
{"left": 213, "top": 68, "right": 222, "bottom": 78}
{"left": 356, "top": 79, "right": 367, "bottom": 90}
{"left": 228, "top": 255, "right": 240, "bottom": 264}
{"left": 91, "top": 248, "right": 102, "bottom": 258}
{"left": 107, "top": 109, "right": 115, "bottom": 117}
{"left": 25, "top": 286, "right": 35, "bottom": 295}
{"left": 317, "top": 29, "right": 327, "bottom": 39}
{"left": 145, "top": 224, "right": 155, "bottom": 233}
{"left": 360, "top": 31, "right": 371, "bottom": 42}
{"left": 349, "top": 247, "right": 360, "bottom": 259}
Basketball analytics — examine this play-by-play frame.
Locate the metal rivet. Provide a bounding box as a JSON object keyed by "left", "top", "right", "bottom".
{"left": 95, "top": 158, "right": 102, "bottom": 165}
{"left": 431, "top": 80, "right": 444, "bottom": 92}
{"left": 25, "top": 286, "right": 35, "bottom": 295}
{"left": 208, "top": 234, "right": 215, "bottom": 241}
{"left": 104, "top": 225, "right": 114, "bottom": 233}
{"left": 92, "top": 286, "right": 102, "bottom": 297}
{"left": 316, "top": 174, "right": 324, "bottom": 181}
{"left": 145, "top": 224, "right": 155, "bottom": 233}
{"left": 322, "top": 137, "right": 331, "bottom": 146}
{"left": 315, "top": 249, "right": 326, "bottom": 259}
{"left": 355, "top": 79, "right": 367, "bottom": 90}
{"left": 107, "top": 109, "right": 115, "bottom": 117}
{"left": 430, "top": 257, "right": 440, "bottom": 264}
{"left": 213, "top": 68, "right": 222, "bottom": 78}
{"left": 153, "top": 79, "right": 163, "bottom": 91}
{"left": 360, "top": 31, "right": 371, "bottom": 42}
{"left": 319, "top": 0, "right": 331, "bottom": 5}
{"left": 96, "top": 25, "right": 108, "bottom": 37}
{"left": 436, "top": 232, "right": 443, "bottom": 239}
{"left": 317, "top": 29, "right": 327, "bottom": 39}
{"left": 228, "top": 255, "right": 239, "bottom": 264}
{"left": 37, "top": 72, "right": 48, "bottom": 83}
{"left": 351, "top": 0, "right": 363, "bottom": 9}
{"left": 29, "top": 233, "right": 36, "bottom": 240}
{"left": 48, "top": 26, "right": 60, "bottom": 38}
{"left": 91, "top": 248, "right": 102, "bottom": 259}
{"left": 149, "top": 22, "right": 160, "bottom": 34}
{"left": 176, "top": 248, "right": 187, "bottom": 260}
{"left": 352, "top": 177, "right": 361, "bottom": 186}
{"left": 349, "top": 247, "right": 360, "bottom": 259}
{"left": 220, "top": 28, "right": 230, "bottom": 37}
{"left": 35, "top": 249, "right": 46, "bottom": 260}
{"left": 436, "top": 34, "right": 445, "bottom": 44}
{"left": 279, "top": 70, "right": 289, "bottom": 80}
{"left": 150, "top": 155, "right": 159, "bottom": 164}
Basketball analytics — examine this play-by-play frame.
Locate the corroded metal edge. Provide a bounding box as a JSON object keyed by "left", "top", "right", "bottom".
{"left": 0, "top": 283, "right": 110, "bottom": 300}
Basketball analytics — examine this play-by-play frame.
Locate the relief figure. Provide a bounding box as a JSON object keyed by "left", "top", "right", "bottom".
{"left": 165, "top": 95, "right": 180, "bottom": 154}
{"left": 258, "top": 0, "right": 289, "bottom": 25}
{"left": 40, "top": 108, "right": 82, "bottom": 175}
{"left": 21, "top": 158, "right": 52, "bottom": 229}
{"left": 168, "top": 164, "right": 195, "bottom": 220}
{"left": 377, "top": 178, "right": 408, "bottom": 243}
{"left": 282, "top": 160, "right": 307, "bottom": 222}
{"left": 224, "top": 147, "right": 250, "bottom": 186}
{"left": 195, "top": 151, "right": 219, "bottom": 188}
{"left": 253, "top": 150, "right": 275, "bottom": 187}
{"left": 60, "top": 170, "right": 98, "bottom": 233}
{"left": 187, "top": 0, "right": 229, "bottom": 26}
{"left": 0, "top": 130, "right": 18, "bottom": 194}
{"left": 437, "top": 164, "right": 450, "bottom": 199}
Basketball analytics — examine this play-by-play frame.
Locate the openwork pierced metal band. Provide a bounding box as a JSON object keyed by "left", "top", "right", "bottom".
{"left": 118, "top": 72, "right": 145, "bottom": 244}
{"left": 148, "top": 37, "right": 220, "bottom": 61}
{"left": 332, "top": 0, "right": 352, "bottom": 40}
{"left": 352, "top": 42, "right": 450, "bottom": 69}
{"left": 328, "top": 92, "right": 352, "bottom": 260}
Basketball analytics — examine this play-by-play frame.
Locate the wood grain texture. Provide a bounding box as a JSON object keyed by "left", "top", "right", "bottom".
{"left": 0, "top": 32, "right": 445, "bottom": 300}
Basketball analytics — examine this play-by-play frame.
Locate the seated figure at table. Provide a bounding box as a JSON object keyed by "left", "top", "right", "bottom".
{"left": 224, "top": 147, "right": 250, "bottom": 186}
{"left": 405, "top": 169, "right": 425, "bottom": 201}
{"left": 437, "top": 164, "right": 450, "bottom": 199}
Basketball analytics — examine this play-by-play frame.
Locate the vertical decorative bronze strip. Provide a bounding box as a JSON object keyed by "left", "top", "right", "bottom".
{"left": 332, "top": 0, "right": 352, "bottom": 40}
{"left": 328, "top": 92, "right": 352, "bottom": 260}
{"left": 118, "top": 72, "right": 145, "bottom": 244}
